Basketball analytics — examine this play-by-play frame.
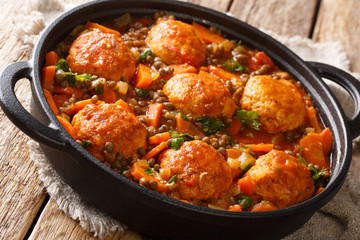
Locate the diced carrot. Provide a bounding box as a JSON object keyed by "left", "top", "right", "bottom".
{"left": 208, "top": 65, "right": 240, "bottom": 81}
{"left": 45, "top": 51, "right": 60, "bottom": 66}
{"left": 224, "top": 118, "right": 242, "bottom": 136}
{"left": 148, "top": 132, "right": 171, "bottom": 145}
{"left": 52, "top": 94, "right": 71, "bottom": 109}
{"left": 169, "top": 63, "right": 197, "bottom": 76}
{"left": 56, "top": 115, "right": 75, "bottom": 138}
{"left": 131, "top": 160, "right": 169, "bottom": 193}
{"left": 250, "top": 201, "right": 277, "bottom": 212}
{"left": 175, "top": 113, "right": 204, "bottom": 137}
{"left": 249, "top": 51, "right": 275, "bottom": 71}
{"left": 143, "top": 141, "right": 168, "bottom": 160}
{"left": 315, "top": 187, "right": 325, "bottom": 195}
{"left": 135, "top": 64, "right": 159, "bottom": 89}
{"left": 100, "top": 87, "right": 117, "bottom": 103}
{"left": 236, "top": 176, "right": 254, "bottom": 196}
{"left": 41, "top": 66, "right": 56, "bottom": 91}
{"left": 65, "top": 99, "right": 100, "bottom": 116}
{"left": 85, "top": 21, "right": 121, "bottom": 36}
{"left": 192, "top": 21, "right": 227, "bottom": 45}
{"left": 43, "top": 89, "right": 59, "bottom": 116}
{"left": 320, "top": 128, "right": 333, "bottom": 155}
{"left": 226, "top": 148, "right": 242, "bottom": 159}
{"left": 115, "top": 99, "right": 133, "bottom": 113}
{"left": 245, "top": 144, "right": 274, "bottom": 153}
{"left": 147, "top": 103, "right": 163, "bottom": 128}
{"left": 52, "top": 86, "right": 83, "bottom": 98}
{"left": 307, "top": 106, "right": 322, "bottom": 133}
{"left": 299, "top": 133, "right": 328, "bottom": 169}
{"left": 228, "top": 204, "right": 242, "bottom": 212}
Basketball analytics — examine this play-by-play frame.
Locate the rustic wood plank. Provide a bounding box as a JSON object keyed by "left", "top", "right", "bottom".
{"left": 181, "top": 0, "right": 231, "bottom": 12}
{"left": 0, "top": 1, "right": 47, "bottom": 239}
{"left": 313, "top": 0, "right": 360, "bottom": 73}
{"left": 313, "top": 0, "right": 360, "bottom": 186}
{"left": 229, "top": 0, "right": 318, "bottom": 37}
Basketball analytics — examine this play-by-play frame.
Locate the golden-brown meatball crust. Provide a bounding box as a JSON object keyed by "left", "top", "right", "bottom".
{"left": 147, "top": 19, "right": 206, "bottom": 67}
{"left": 240, "top": 75, "right": 307, "bottom": 132}
{"left": 163, "top": 73, "right": 236, "bottom": 119}
{"left": 72, "top": 103, "right": 147, "bottom": 163}
{"left": 244, "top": 150, "right": 315, "bottom": 208}
{"left": 66, "top": 30, "right": 136, "bottom": 81}
{"left": 159, "top": 140, "right": 232, "bottom": 201}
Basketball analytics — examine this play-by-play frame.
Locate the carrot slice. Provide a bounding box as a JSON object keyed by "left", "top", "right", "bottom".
{"left": 320, "top": 128, "right": 333, "bottom": 155}
{"left": 245, "top": 144, "right": 274, "bottom": 153}
{"left": 131, "top": 161, "right": 169, "bottom": 193}
{"left": 315, "top": 187, "right": 325, "bottom": 195}
{"left": 307, "top": 106, "right": 322, "bottom": 133}
{"left": 65, "top": 99, "right": 104, "bottom": 116}
{"left": 250, "top": 201, "right": 277, "bottom": 212}
{"left": 249, "top": 51, "right": 274, "bottom": 71}
{"left": 45, "top": 51, "right": 60, "bottom": 66}
{"left": 52, "top": 94, "right": 71, "bottom": 109}
{"left": 52, "top": 86, "right": 83, "bottom": 98}
{"left": 115, "top": 99, "right": 133, "bottom": 113}
{"left": 224, "top": 118, "right": 242, "bottom": 136}
{"left": 147, "top": 103, "right": 163, "bottom": 128}
{"left": 85, "top": 21, "right": 121, "bottom": 36}
{"left": 135, "top": 64, "right": 159, "bottom": 89}
{"left": 43, "top": 89, "right": 59, "bottom": 116}
{"left": 299, "top": 133, "right": 327, "bottom": 169}
{"left": 148, "top": 132, "right": 171, "bottom": 145}
{"left": 175, "top": 113, "right": 204, "bottom": 137}
{"left": 143, "top": 141, "right": 168, "bottom": 160}
{"left": 56, "top": 115, "right": 75, "bottom": 138}
{"left": 169, "top": 63, "right": 197, "bottom": 76}
{"left": 41, "top": 66, "right": 56, "bottom": 91}
{"left": 192, "top": 21, "right": 227, "bottom": 44}
{"left": 208, "top": 65, "right": 240, "bottom": 81}
{"left": 236, "top": 176, "right": 254, "bottom": 196}
{"left": 100, "top": 87, "right": 117, "bottom": 103}
{"left": 228, "top": 204, "right": 242, "bottom": 212}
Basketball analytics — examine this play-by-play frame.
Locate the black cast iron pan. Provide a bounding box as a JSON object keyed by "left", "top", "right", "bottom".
{"left": 1, "top": 0, "right": 360, "bottom": 239}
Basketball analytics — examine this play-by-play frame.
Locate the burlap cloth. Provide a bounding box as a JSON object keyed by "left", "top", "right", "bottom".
{"left": 17, "top": 0, "right": 360, "bottom": 239}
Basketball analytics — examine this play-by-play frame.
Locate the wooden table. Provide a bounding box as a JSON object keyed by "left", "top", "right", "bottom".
{"left": 1, "top": 0, "right": 359, "bottom": 239}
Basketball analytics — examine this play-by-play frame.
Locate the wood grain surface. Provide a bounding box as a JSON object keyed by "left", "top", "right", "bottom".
{"left": 0, "top": 0, "right": 359, "bottom": 239}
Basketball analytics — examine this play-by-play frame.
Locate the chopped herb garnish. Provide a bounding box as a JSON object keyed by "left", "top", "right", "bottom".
{"left": 236, "top": 194, "right": 252, "bottom": 210}
{"left": 224, "top": 59, "right": 246, "bottom": 73}
{"left": 82, "top": 140, "right": 91, "bottom": 149}
{"left": 167, "top": 175, "right": 178, "bottom": 184}
{"left": 180, "top": 112, "right": 189, "bottom": 120}
{"left": 139, "top": 49, "right": 154, "bottom": 62}
{"left": 95, "top": 83, "right": 104, "bottom": 95}
{"left": 55, "top": 59, "right": 70, "bottom": 72}
{"left": 196, "top": 116, "right": 227, "bottom": 135}
{"left": 297, "top": 156, "right": 308, "bottom": 166}
{"left": 235, "top": 40, "right": 242, "bottom": 47}
{"left": 119, "top": 166, "right": 129, "bottom": 171}
{"left": 144, "top": 167, "right": 155, "bottom": 176}
{"left": 169, "top": 131, "right": 194, "bottom": 140}
{"left": 310, "top": 167, "right": 324, "bottom": 181}
{"left": 234, "top": 110, "right": 262, "bottom": 130}
{"left": 62, "top": 72, "right": 76, "bottom": 85}
{"left": 170, "top": 137, "right": 184, "bottom": 150}
{"left": 135, "top": 88, "right": 149, "bottom": 98}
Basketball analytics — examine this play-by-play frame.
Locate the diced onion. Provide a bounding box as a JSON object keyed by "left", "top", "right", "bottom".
{"left": 116, "top": 81, "right": 129, "bottom": 95}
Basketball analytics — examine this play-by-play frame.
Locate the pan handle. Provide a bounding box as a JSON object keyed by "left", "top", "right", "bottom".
{"left": 306, "top": 61, "right": 360, "bottom": 139}
{"left": 0, "top": 61, "right": 66, "bottom": 149}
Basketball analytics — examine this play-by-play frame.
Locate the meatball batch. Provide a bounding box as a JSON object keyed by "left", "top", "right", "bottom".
{"left": 67, "top": 30, "right": 136, "bottom": 81}
{"left": 163, "top": 73, "right": 236, "bottom": 119}
{"left": 243, "top": 150, "right": 315, "bottom": 208}
{"left": 147, "top": 19, "right": 206, "bottom": 67}
{"left": 159, "top": 140, "right": 233, "bottom": 201}
{"left": 240, "top": 75, "right": 307, "bottom": 132}
{"left": 72, "top": 103, "right": 147, "bottom": 163}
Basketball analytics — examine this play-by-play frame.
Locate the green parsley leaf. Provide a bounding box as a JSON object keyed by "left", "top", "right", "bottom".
{"left": 169, "top": 131, "right": 194, "bottom": 140}
{"left": 95, "top": 83, "right": 104, "bottom": 95}
{"left": 170, "top": 137, "right": 184, "bottom": 150}
{"left": 135, "top": 88, "right": 149, "bottom": 98}
{"left": 196, "top": 116, "right": 227, "bottom": 135}
{"left": 310, "top": 167, "right": 325, "bottom": 181}
{"left": 144, "top": 167, "right": 155, "bottom": 176}
{"left": 62, "top": 72, "right": 76, "bottom": 85}
{"left": 236, "top": 194, "right": 252, "bottom": 210}
{"left": 235, "top": 40, "right": 242, "bottom": 47}
{"left": 297, "top": 156, "right": 308, "bottom": 166}
{"left": 82, "top": 140, "right": 91, "bottom": 149}
{"left": 167, "top": 175, "right": 178, "bottom": 184}
{"left": 139, "top": 49, "right": 154, "bottom": 62}
{"left": 180, "top": 112, "right": 189, "bottom": 120}
{"left": 224, "top": 59, "right": 246, "bottom": 73}
{"left": 55, "top": 59, "right": 70, "bottom": 72}
{"left": 234, "top": 110, "right": 263, "bottom": 130}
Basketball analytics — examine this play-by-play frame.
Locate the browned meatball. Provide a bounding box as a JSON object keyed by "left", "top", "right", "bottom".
{"left": 147, "top": 19, "right": 206, "bottom": 67}
{"left": 159, "top": 140, "right": 232, "bottom": 201}
{"left": 72, "top": 103, "right": 147, "bottom": 163}
{"left": 240, "top": 75, "right": 307, "bottom": 132}
{"left": 67, "top": 30, "right": 136, "bottom": 81}
{"left": 244, "top": 150, "right": 315, "bottom": 208}
{"left": 163, "top": 73, "right": 236, "bottom": 119}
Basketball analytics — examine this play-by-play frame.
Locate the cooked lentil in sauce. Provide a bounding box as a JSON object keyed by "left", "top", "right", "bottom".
{"left": 42, "top": 12, "right": 332, "bottom": 212}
